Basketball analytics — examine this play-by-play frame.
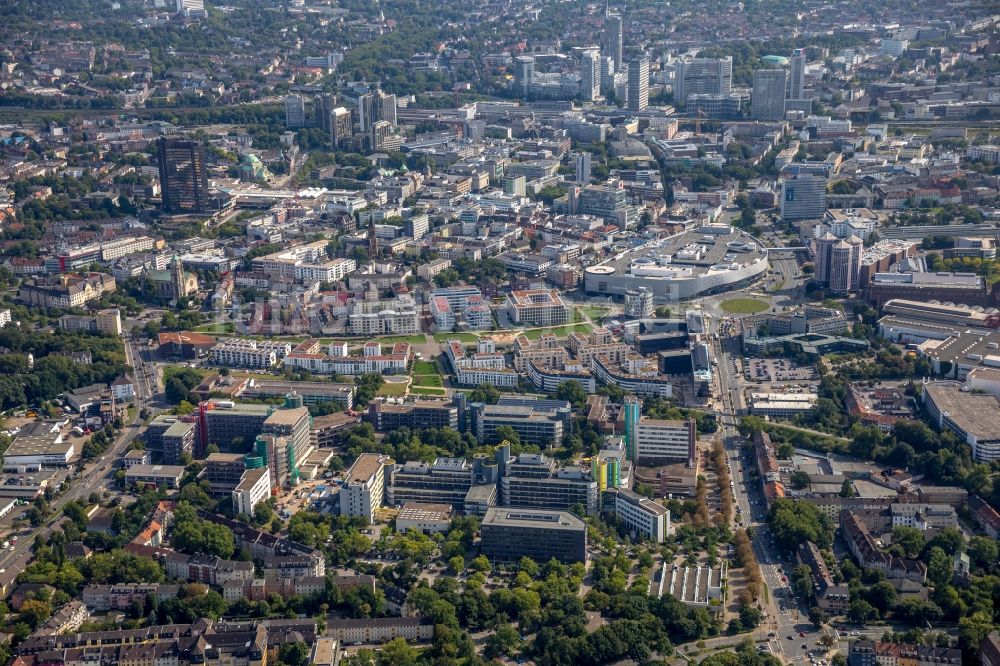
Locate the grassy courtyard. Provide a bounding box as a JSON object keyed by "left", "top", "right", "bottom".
{"left": 523, "top": 323, "right": 593, "bottom": 340}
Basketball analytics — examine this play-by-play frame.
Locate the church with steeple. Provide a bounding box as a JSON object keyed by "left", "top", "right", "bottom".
{"left": 147, "top": 255, "right": 199, "bottom": 302}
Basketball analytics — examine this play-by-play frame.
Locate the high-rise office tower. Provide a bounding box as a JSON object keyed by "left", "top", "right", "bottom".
{"left": 157, "top": 137, "right": 209, "bottom": 214}
{"left": 358, "top": 89, "right": 397, "bottom": 134}
{"left": 674, "top": 56, "right": 733, "bottom": 103}
{"left": 828, "top": 236, "right": 863, "bottom": 293}
{"left": 600, "top": 56, "right": 615, "bottom": 91}
{"left": 580, "top": 49, "right": 601, "bottom": 102}
{"left": 370, "top": 120, "right": 393, "bottom": 152}
{"left": 330, "top": 107, "right": 353, "bottom": 150}
{"left": 751, "top": 69, "right": 787, "bottom": 120}
{"left": 314, "top": 93, "right": 335, "bottom": 132}
{"left": 573, "top": 151, "right": 592, "bottom": 183}
{"left": 788, "top": 49, "right": 806, "bottom": 100}
{"left": 816, "top": 233, "right": 862, "bottom": 292}
{"left": 284, "top": 95, "right": 305, "bottom": 129}
{"left": 603, "top": 13, "right": 624, "bottom": 73}
{"left": 627, "top": 58, "right": 649, "bottom": 111}
{"left": 780, "top": 174, "right": 827, "bottom": 221}
{"left": 514, "top": 56, "right": 535, "bottom": 98}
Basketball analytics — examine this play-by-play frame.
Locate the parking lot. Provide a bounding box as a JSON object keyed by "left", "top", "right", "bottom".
{"left": 745, "top": 358, "right": 817, "bottom": 382}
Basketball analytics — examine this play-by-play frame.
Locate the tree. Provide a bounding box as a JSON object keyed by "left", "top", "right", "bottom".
{"left": 792, "top": 564, "right": 814, "bottom": 599}
{"left": 171, "top": 502, "right": 235, "bottom": 559}
{"left": 808, "top": 606, "right": 829, "bottom": 628}
{"left": 968, "top": 536, "right": 998, "bottom": 572}
{"left": 278, "top": 642, "right": 310, "bottom": 666}
{"left": 739, "top": 605, "right": 763, "bottom": 629}
{"left": 768, "top": 499, "right": 834, "bottom": 551}
{"left": 469, "top": 382, "right": 500, "bottom": 404}
{"left": 378, "top": 638, "right": 419, "bottom": 666}
{"left": 493, "top": 425, "right": 520, "bottom": 446}
{"left": 889, "top": 527, "right": 925, "bottom": 559}
{"left": 789, "top": 470, "right": 811, "bottom": 489}
{"left": 839, "top": 479, "right": 855, "bottom": 498}
{"left": 555, "top": 380, "right": 587, "bottom": 407}
{"left": 485, "top": 623, "right": 522, "bottom": 659}
{"left": 864, "top": 581, "right": 898, "bottom": 614}
{"left": 926, "top": 547, "right": 952, "bottom": 588}
{"left": 847, "top": 599, "right": 878, "bottom": 624}
{"left": 470, "top": 554, "right": 491, "bottom": 574}
{"left": 448, "top": 556, "right": 465, "bottom": 574}
{"left": 19, "top": 599, "right": 52, "bottom": 628}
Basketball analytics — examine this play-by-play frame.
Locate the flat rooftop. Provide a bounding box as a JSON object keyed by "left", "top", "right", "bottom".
{"left": 397, "top": 502, "right": 454, "bottom": 522}
{"left": 6, "top": 434, "right": 73, "bottom": 458}
{"left": 345, "top": 453, "right": 389, "bottom": 485}
{"left": 263, "top": 406, "right": 310, "bottom": 427}
{"left": 125, "top": 464, "right": 185, "bottom": 478}
{"left": 482, "top": 507, "right": 585, "bottom": 530}
{"left": 924, "top": 382, "right": 1000, "bottom": 441}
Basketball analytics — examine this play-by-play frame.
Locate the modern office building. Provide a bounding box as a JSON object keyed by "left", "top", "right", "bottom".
{"left": 481, "top": 508, "right": 587, "bottom": 563}
{"left": 367, "top": 397, "right": 460, "bottom": 432}
{"left": 195, "top": 401, "right": 272, "bottom": 456}
{"left": 284, "top": 95, "right": 305, "bottom": 129}
{"left": 815, "top": 232, "right": 863, "bottom": 292}
{"left": 358, "top": 89, "right": 397, "bottom": 133}
{"left": 500, "top": 452, "right": 599, "bottom": 514}
{"left": 788, "top": 49, "right": 806, "bottom": 100}
{"left": 674, "top": 57, "right": 733, "bottom": 103}
{"left": 580, "top": 49, "right": 601, "bottom": 102}
{"left": 828, "top": 236, "right": 863, "bottom": 293}
{"left": 330, "top": 107, "right": 353, "bottom": 149}
{"left": 623, "top": 287, "right": 654, "bottom": 318}
{"left": 687, "top": 93, "right": 741, "bottom": 119}
{"left": 340, "top": 453, "right": 392, "bottom": 523}
{"left": 386, "top": 457, "right": 475, "bottom": 507}
{"left": 513, "top": 56, "right": 535, "bottom": 98}
{"left": 573, "top": 151, "right": 592, "bottom": 184}
{"left": 609, "top": 488, "right": 670, "bottom": 542}
{"left": 124, "top": 464, "right": 186, "bottom": 489}
{"left": 634, "top": 418, "right": 696, "bottom": 465}
{"left": 472, "top": 397, "right": 572, "bottom": 447}
{"left": 751, "top": 69, "right": 787, "bottom": 120}
{"left": 578, "top": 183, "right": 635, "bottom": 227}
{"left": 144, "top": 415, "right": 198, "bottom": 464}
{"left": 780, "top": 174, "right": 827, "bottom": 220}
{"left": 603, "top": 14, "right": 623, "bottom": 72}
{"left": 157, "top": 137, "right": 209, "bottom": 214}
{"left": 627, "top": 58, "right": 649, "bottom": 111}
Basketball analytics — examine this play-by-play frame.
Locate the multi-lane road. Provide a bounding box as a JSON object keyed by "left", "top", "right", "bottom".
{"left": 0, "top": 335, "right": 158, "bottom": 572}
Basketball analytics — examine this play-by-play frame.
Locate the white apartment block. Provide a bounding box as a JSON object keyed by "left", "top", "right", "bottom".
{"left": 634, "top": 418, "right": 696, "bottom": 464}
{"left": 430, "top": 297, "right": 456, "bottom": 331}
{"left": 210, "top": 339, "right": 292, "bottom": 369}
{"left": 349, "top": 297, "right": 419, "bottom": 335}
{"left": 233, "top": 467, "right": 271, "bottom": 517}
{"left": 0, "top": 309, "right": 10, "bottom": 328}
{"left": 340, "top": 453, "right": 391, "bottom": 524}
{"left": 613, "top": 489, "right": 670, "bottom": 543}
{"left": 505, "top": 289, "right": 571, "bottom": 326}
{"left": 250, "top": 241, "right": 355, "bottom": 283}
{"left": 100, "top": 236, "right": 157, "bottom": 262}
{"left": 455, "top": 366, "right": 519, "bottom": 388}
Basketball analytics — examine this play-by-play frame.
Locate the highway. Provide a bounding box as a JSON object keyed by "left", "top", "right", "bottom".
{"left": 0, "top": 335, "right": 157, "bottom": 571}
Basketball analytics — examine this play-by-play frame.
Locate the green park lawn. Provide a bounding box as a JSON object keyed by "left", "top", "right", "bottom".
{"left": 410, "top": 386, "right": 448, "bottom": 396}
{"left": 720, "top": 298, "right": 770, "bottom": 314}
